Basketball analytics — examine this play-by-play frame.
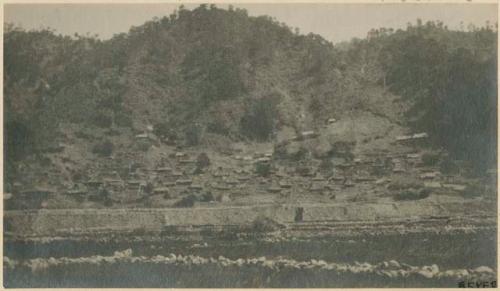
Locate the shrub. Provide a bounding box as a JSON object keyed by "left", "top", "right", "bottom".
{"left": 240, "top": 96, "right": 279, "bottom": 141}
{"left": 387, "top": 177, "right": 423, "bottom": 191}
{"left": 182, "top": 45, "right": 244, "bottom": 103}
{"left": 75, "top": 130, "right": 93, "bottom": 139}
{"left": 255, "top": 162, "right": 271, "bottom": 177}
{"left": 103, "top": 198, "right": 114, "bottom": 207}
{"left": 440, "top": 157, "right": 460, "bottom": 174}
{"left": 196, "top": 152, "right": 210, "bottom": 169}
{"left": 273, "top": 142, "right": 288, "bottom": 159}
{"left": 309, "top": 97, "right": 323, "bottom": 115}
{"left": 200, "top": 191, "right": 215, "bottom": 202}
{"left": 249, "top": 216, "right": 284, "bottom": 233}
{"left": 115, "top": 113, "right": 133, "bottom": 128}
{"left": 136, "top": 140, "right": 151, "bottom": 152}
{"left": 93, "top": 113, "right": 113, "bottom": 128}
{"left": 105, "top": 128, "right": 121, "bottom": 136}
{"left": 72, "top": 171, "right": 85, "bottom": 182}
{"left": 294, "top": 207, "right": 304, "bottom": 222}
{"left": 173, "top": 194, "right": 196, "bottom": 207}
{"left": 318, "top": 158, "right": 334, "bottom": 175}
{"left": 463, "top": 183, "right": 484, "bottom": 199}
{"left": 40, "top": 156, "right": 52, "bottom": 167}
{"left": 327, "top": 141, "right": 355, "bottom": 161}
{"left": 185, "top": 123, "right": 203, "bottom": 146}
{"left": 371, "top": 163, "right": 389, "bottom": 176}
{"left": 393, "top": 188, "right": 431, "bottom": 201}
{"left": 91, "top": 140, "right": 114, "bottom": 157}
{"left": 292, "top": 147, "right": 308, "bottom": 161}
{"left": 154, "top": 122, "right": 176, "bottom": 140}
{"left": 296, "top": 166, "right": 312, "bottom": 177}
{"left": 273, "top": 142, "right": 308, "bottom": 161}
{"left": 206, "top": 120, "right": 229, "bottom": 135}
{"left": 143, "top": 182, "right": 154, "bottom": 195}
{"left": 422, "top": 152, "right": 440, "bottom": 166}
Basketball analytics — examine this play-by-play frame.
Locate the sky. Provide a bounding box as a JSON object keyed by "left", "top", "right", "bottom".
{"left": 4, "top": 3, "right": 498, "bottom": 44}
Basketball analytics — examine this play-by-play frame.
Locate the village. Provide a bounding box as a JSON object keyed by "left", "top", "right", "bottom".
{"left": 5, "top": 115, "right": 494, "bottom": 213}
{"left": 4, "top": 3, "right": 498, "bottom": 287}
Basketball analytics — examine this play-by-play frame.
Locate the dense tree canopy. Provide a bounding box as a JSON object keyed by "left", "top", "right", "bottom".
{"left": 4, "top": 7, "right": 497, "bottom": 172}
{"left": 374, "top": 21, "right": 497, "bottom": 170}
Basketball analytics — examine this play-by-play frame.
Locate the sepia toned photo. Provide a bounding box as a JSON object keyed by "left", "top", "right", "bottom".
{"left": 2, "top": 2, "right": 498, "bottom": 288}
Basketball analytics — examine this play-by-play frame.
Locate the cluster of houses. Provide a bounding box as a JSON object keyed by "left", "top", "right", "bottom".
{"left": 6, "top": 128, "right": 481, "bottom": 210}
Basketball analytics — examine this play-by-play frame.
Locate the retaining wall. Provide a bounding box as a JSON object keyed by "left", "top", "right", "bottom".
{"left": 4, "top": 201, "right": 495, "bottom": 237}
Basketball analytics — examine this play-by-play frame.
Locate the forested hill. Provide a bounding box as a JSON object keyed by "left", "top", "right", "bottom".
{"left": 342, "top": 20, "right": 497, "bottom": 170}
{"left": 4, "top": 5, "right": 497, "bottom": 173}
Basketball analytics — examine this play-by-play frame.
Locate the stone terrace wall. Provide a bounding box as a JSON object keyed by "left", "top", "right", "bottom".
{"left": 4, "top": 201, "right": 495, "bottom": 237}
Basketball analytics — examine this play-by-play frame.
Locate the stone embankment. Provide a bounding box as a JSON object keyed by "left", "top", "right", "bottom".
{"left": 5, "top": 200, "right": 495, "bottom": 238}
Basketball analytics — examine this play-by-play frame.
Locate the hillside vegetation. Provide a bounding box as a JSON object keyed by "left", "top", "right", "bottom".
{"left": 4, "top": 5, "right": 497, "bottom": 185}
{"left": 344, "top": 20, "right": 497, "bottom": 171}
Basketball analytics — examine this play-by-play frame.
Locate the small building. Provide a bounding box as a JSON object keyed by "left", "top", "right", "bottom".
{"left": 189, "top": 184, "right": 203, "bottom": 191}
{"left": 310, "top": 183, "right": 325, "bottom": 192}
{"left": 355, "top": 176, "right": 375, "bottom": 182}
{"left": 343, "top": 179, "right": 355, "bottom": 188}
{"left": 103, "top": 178, "right": 125, "bottom": 186}
{"left": 412, "top": 132, "right": 428, "bottom": 139}
{"left": 420, "top": 172, "right": 440, "bottom": 180}
{"left": 329, "top": 174, "right": 345, "bottom": 182}
{"left": 312, "top": 175, "right": 326, "bottom": 182}
{"left": 127, "top": 180, "right": 146, "bottom": 189}
{"left": 293, "top": 130, "right": 318, "bottom": 141}
{"left": 135, "top": 133, "right": 149, "bottom": 139}
{"left": 267, "top": 185, "right": 282, "bottom": 193}
{"left": 406, "top": 153, "right": 421, "bottom": 159}
{"left": 396, "top": 135, "right": 412, "bottom": 142}
{"left": 171, "top": 171, "right": 184, "bottom": 178}
{"left": 176, "top": 179, "right": 193, "bottom": 186}
{"left": 212, "top": 183, "right": 231, "bottom": 191}
{"left": 156, "top": 167, "right": 172, "bottom": 173}
{"left": 217, "top": 194, "right": 231, "bottom": 203}
{"left": 225, "top": 178, "right": 239, "bottom": 186}
{"left": 424, "top": 181, "right": 442, "bottom": 189}
{"left": 301, "top": 130, "right": 317, "bottom": 137}
{"left": 66, "top": 183, "right": 88, "bottom": 196}
{"left": 392, "top": 158, "right": 406, "bottom": 173}
{"left": 442, "top": 184, "right": 466, "bottom": 192}
{"left": 85, "top": 180, "right": 103, "bottom": 188}
{"left": 175, "top": 152, "right": 186, "bottom": 158}
{"left": 327, "top": 118, "right": 337, "bottom": 124}
{"left": 153, "top": 187, "right": 169, "bottom": 195}
{"left": 396, "top": 132, "right": 428, "bottom": 143}
{"left": 375, "top": 178, "right": 390, "bottom": 185}
{"left": 279, "top": 181, "right": 292, "bottom": 189}
{"left": 161, "top": 182, "right": 176, "bottom": 187}
{"left": 337, "top": 163, "right": 354, "bottom": 170}
{"left": 254, "top": 157, "right": 271, "bottom": 164}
